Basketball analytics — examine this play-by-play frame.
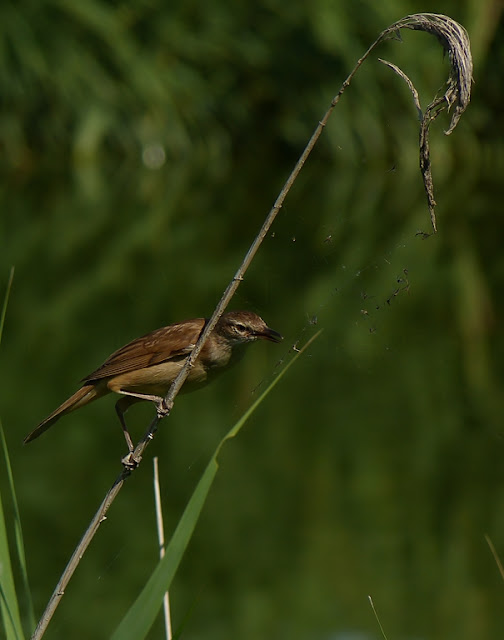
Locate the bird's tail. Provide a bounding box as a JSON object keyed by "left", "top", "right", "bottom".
{"left": 24, "top": 384, "right": 100, "bottom": 444}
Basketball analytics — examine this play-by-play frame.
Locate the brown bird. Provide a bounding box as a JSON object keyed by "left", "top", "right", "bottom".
{"left": 24, "top": 311, "right": 282, "bottom": 451}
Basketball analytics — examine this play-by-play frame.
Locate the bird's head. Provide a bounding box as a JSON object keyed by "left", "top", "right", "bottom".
{"left": 216, "top": 311, "right": 282, "bottom": 346}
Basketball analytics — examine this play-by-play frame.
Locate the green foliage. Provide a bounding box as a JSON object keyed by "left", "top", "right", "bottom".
{"left": 2, "top": 0, "right": 495, "bottom": 170}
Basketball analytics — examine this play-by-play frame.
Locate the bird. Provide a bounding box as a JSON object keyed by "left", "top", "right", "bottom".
{"left": 24, "top": 311, "right": 282, "bottom": 451}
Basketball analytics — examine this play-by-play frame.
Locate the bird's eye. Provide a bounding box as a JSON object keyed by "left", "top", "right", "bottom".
{"left": 235, "top": 323, "right": 247, "bottom": 332}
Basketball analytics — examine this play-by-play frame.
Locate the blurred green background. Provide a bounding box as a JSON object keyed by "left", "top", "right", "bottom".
{"left": 1, "top": 0, "right": 504, "bottom": 638}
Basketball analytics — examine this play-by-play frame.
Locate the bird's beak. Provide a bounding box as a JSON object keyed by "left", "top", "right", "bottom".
{"left": 259, "top": 327, "right": 283, "bottom": 343}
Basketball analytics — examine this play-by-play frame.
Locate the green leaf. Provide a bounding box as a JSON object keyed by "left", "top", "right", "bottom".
{"left": 111, "top": 330, "right": 321, "bottom": 640}
{"left": 0, "top": 268, "right": 28, "bottom": 639}
{"left": 0, "top": 424, "right": 24, "bottom": 640}
{"left": 0, "top": 491, "right": 23, "bottom": 639}
{"left": 0, "top": 267, "right": 14, "bottom": 345}
{"left": 0, "top": 423, "right": 36, "bottom": 635}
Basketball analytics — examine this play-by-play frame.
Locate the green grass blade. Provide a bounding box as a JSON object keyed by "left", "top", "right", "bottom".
{"left": 0, "top": 423, "right": 36, "bottom": 633}
{"left": 0, "top": 267, "right": 26, "bottom": 639}
{"left": 111, "top": 331, "right": 321, "bottom": 640}
{"left": 485, "top": 534, "right": 504, "bottom": 582}
{"left": 0, "top": 432, "right": 24, "bottom": 640}
{"left": 215, "top": 331, "right": 322, "bottom": 455}
{"left": 0, "top": 267, "right": 14, "bottom": 344}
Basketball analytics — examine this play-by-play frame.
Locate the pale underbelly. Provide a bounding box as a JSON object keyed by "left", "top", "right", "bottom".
{"left": 106, "top": 360, "right": 209, "bottom": 396}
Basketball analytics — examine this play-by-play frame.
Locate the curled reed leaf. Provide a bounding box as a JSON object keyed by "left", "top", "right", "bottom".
{"left": 386, "top": 13, "right": 473, "bottom": 134}
{"left": 377, "top": 14, "right": 473, "bottom": 232}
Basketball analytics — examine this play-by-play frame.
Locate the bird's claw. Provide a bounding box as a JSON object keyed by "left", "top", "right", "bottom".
{"left": 156, "top": 399, "right": 173, "bottom": 419}
{"left": 121, "top": 451, "right": 142, "bottom": 470}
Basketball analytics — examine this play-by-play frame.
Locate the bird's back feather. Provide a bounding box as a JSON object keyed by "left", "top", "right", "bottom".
{"left": 82, "top": 320, "right": 206, "bottom": 382}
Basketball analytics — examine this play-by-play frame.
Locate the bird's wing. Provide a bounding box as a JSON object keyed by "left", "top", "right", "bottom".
{"left": 82, "top": 319, "right": 207, "bottom": 382}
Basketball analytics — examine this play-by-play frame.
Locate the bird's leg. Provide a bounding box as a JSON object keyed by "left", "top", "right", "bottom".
{"left": 114, "top": 390, "right": 173, "bottom": 451}
{"left": 114, "top": 396, "right": 137, "bottom": 453}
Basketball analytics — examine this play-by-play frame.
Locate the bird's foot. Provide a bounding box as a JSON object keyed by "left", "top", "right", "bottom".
{"left": 156, "top": 398, "right": 173, "bottom": 419}
{"left": 121, "top": 451, "right": 142, "bottom": 470}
